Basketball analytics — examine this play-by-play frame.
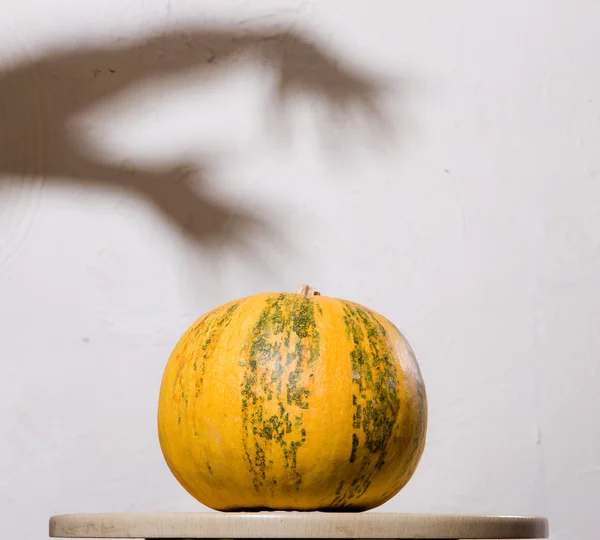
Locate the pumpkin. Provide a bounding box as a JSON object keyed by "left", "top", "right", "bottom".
{"left": 157, "top": 285, "right": 427, "bottom": 511}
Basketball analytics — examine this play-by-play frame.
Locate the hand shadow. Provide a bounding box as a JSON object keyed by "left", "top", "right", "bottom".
{"left": 0, "top": 24, "right": 394, "bottom": 249}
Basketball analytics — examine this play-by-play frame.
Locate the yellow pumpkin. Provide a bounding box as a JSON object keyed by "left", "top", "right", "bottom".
{"left": 157, "top": 285, "right": 427, "bottom": 511}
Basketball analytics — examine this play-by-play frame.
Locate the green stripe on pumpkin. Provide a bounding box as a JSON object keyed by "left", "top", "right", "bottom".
{"left": 174, "top": 301, "right": 240, "bottom": 405}
{"left": 331, "top": 302, "right": 401, "bottom": 507}
{"left": 380, "top": 319, "right": 427, "bottom": 492}
{"left": 240, "top": 294, "right": 320, "bottom": 495}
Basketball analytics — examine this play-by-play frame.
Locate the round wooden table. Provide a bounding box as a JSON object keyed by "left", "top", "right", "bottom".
{"left": 49, "top": 512, "right": 549, "bottom": 539}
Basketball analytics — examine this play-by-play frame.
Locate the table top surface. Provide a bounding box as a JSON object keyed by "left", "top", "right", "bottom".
{"left": 49, "top": 512, "right": 549, "bottom": 539}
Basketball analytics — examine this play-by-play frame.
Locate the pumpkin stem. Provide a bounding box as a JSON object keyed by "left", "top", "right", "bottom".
{"left": 296, "top": 284, "right": 321, "bottom": 297}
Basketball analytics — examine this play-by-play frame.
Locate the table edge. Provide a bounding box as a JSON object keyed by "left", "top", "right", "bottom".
{"left": 49, "top": 512, "right": 549, "bottom": 539}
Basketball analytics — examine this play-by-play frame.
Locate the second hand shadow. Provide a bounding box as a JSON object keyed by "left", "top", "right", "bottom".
{"left": 0, "top": 24, "right": 394, "bottom": 249}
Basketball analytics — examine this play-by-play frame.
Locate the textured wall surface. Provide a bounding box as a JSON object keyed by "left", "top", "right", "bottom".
{"left": 1, "top": 2, "right": 599, "bottom": 539}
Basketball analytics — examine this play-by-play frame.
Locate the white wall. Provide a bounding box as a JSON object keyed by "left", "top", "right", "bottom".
{"left": 1, "top": 2, "right": 599, "bottom": 539}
